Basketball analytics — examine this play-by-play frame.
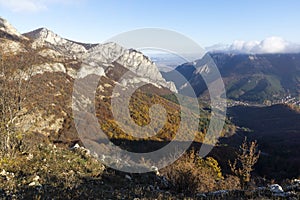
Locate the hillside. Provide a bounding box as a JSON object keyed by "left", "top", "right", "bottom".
{"left": 0, "top": 17, "right": 188, "bottom": 146}
{"left": 221, "top": 104, "right": 300, "bottom": 179}
{"left": 163, "top": 53, "right": 300, "bottom": 102}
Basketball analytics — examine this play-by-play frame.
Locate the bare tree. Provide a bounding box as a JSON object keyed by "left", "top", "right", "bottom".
{"left": 0, "top": 49, "right": 35, "bottom": 157}
{"left": 229, "top": 137, "right": 261, "bottom": 189}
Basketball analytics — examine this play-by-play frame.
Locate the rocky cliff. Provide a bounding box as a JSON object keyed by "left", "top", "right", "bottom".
{"left": 0, "top": 17, "right": 177, "bottom": 143}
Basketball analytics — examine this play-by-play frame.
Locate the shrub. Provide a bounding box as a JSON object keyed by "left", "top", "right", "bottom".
{"left": 229, "top": 137, "right": 260, "bottom": 189}
{"left": 160, "top": 149, "right": 223, "bottom": 195}
{"left": 217, "top": 175, "right": 241, "bottom": 190}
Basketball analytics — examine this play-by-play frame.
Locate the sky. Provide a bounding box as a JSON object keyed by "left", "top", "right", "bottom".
{"left": 0, "top": 0, "right": 300, "bottom": 52}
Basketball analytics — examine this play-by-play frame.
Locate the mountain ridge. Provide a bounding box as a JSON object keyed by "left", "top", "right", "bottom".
{"left": 0, "top": 17, "right": 178, "bottom": 143}
{"left": 163, "top": 52, "right": 300, "bottom": 102}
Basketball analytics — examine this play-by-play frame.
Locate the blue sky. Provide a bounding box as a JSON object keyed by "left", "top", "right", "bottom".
{"left": 0, "top": 0, "right": 300, "bottom": 47}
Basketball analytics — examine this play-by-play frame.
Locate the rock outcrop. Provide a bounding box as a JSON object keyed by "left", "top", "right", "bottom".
{"left": 23, "top": 27, "right": 176, "bottom": 92}
{"left": 0, "top": 17, "right": 28, "bottom": 41}
{"left": 24, "top": 28, "right": 87, "bottom": 56}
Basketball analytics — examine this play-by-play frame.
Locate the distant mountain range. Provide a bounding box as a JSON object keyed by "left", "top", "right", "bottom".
{"left": 163, "top": 53, "right": 300, "bottom": 102}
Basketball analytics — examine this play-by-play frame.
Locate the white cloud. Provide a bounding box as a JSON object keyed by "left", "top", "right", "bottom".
{"left": 0, "top": 0, "right": 81, "bottom": 12}
{"left": 207, "top": 37, "right": 300, "bottom": 54}
{"left": 257, "top": 37, "right": 287, "bottom": 53}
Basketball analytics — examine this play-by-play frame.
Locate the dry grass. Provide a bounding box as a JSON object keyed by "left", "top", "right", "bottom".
{"left": 0, "top": 143, "right": 105, "bottom": 198}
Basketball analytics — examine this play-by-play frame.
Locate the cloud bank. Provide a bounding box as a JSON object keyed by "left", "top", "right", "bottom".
{"left": 207, "top": 37, "right": 300, "bottom": 54}
{"left": 0, "top": 0, "right": 80, "bottom": 12}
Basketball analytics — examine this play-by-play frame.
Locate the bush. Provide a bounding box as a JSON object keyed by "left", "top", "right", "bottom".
{"left": 229, "top": 137, "right": 260, "bottom": 189}
{"left": 160, "top": 149, "right": 223, "bottom": 195}
{"left": 217, "top": 175, "right": 241, "bottom": 190}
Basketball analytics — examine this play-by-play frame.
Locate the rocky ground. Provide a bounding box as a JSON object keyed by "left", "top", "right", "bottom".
{"left": 0, "top": 143, "right": 299, "bottom": 200}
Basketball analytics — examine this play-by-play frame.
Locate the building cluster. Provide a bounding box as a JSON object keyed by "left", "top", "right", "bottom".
{"left": 276, "top": 95, "right": 300, "bottom": 106}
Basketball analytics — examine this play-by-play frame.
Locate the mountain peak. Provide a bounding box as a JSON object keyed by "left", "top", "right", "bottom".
{"left": 24, "top": 27, "right": 57, "bottom": 40}
{"left": 24, "top": 27, "right": 65, "bottom": 44}
{"left": 24, "top": 27, "right": 87, "bottom": 55}
{"left": 0, "top": 17, "right": 28, "bottom": 41}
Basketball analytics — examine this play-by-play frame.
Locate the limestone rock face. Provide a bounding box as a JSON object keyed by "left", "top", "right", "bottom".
{"left": 23, "top": 27, "right": 177, "bottom": 92}
{"left": 24, "top": 28, "right": 87, "bottom": 56}
{"left": 84, "top": 42, "right": 177, "bottom": 92}
{"left": 0, "top": 40, "right": 26, "bottom": 54}
{"left": 0, "top": 17, "right": 28, "bottom": 54}
{"left": 0, "top": 17, "right": 28, "bottom": 41}
{"left": 15, "top": 109, "right": 66, "bottom": 137}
